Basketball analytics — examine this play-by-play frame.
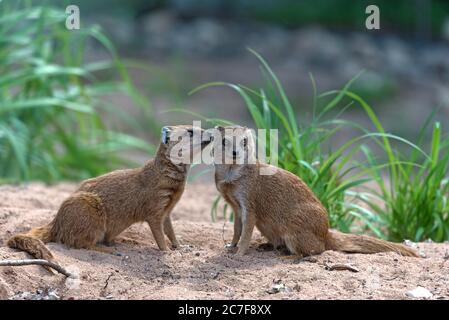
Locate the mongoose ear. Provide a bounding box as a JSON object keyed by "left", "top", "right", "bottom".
{"left": 161, "top": 126, "right": 171, "bottom": 144}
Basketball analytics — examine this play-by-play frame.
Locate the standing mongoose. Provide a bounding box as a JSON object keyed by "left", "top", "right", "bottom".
{"left": 8, "top": 125, "right": 211, "bottom": 263}
{"left": 213, "top": 126, "right": 418, "bottom": 257}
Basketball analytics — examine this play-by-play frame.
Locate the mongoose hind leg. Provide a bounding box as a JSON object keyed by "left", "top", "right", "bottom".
{"left": 102, "top": 237, "right": 141, "bottom": 254}
{"left": 257, "top": 242, "right": 274, "bottom": 251}
{"left": 284, "top": 232, "right": 326, "bottom": 258}
{"left": 257, "top": 242, "right": 289, "bottom": 253}
{"left": 103, "top": 239, "right": 116, "bottom": 247}
{"left": 89, "top": 245, "right": 115, "bottom": 254}
{"left": 276, "top": 243, "right": 302, "bottom": 260}
{"left": 117, "top": 237, "right": 141, "bottom": 245}
{"left": 52, "top": 191, "right": 107, "bottom": 251}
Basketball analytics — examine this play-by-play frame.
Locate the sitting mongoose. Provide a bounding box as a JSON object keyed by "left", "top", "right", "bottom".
{"left": 213, "top": 125, "right": 418, "bottom": 257}
{"left": 8, "top": 125, "right": 211, "bottom": 263}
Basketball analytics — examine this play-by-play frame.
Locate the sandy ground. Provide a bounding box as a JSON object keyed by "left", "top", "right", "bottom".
{"left": 0, "top": 182, "right": 448, "bottom": 300}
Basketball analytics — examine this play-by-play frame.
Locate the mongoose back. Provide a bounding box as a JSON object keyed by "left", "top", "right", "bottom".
{"left": 8, "top": 125, "right": 211, "bottom": 264}
{"left": 213, "top": 126, "right": 418, "bottom": 257}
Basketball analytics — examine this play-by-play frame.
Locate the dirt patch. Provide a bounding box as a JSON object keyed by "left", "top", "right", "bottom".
{"left": 0, "top": 182, "right": 448, "bottom": 300}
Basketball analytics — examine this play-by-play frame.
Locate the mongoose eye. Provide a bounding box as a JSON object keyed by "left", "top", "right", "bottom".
{"left": 187, "top": 129, "right": 193, "bottom": 137}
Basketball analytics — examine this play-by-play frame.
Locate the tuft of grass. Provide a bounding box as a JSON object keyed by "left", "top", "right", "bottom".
{"left": 192, "top": 50, "right": 449, "bottom": 242}
{"left": 360, "top": 119, "right": 449, "bottom": 242}
{"left": 0, "top": 2, "right": 155, "bottom": 183}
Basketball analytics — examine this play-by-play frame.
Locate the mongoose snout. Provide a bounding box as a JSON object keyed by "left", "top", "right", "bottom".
{"left": 212, "top": 126, "right": 255, "bottom": 165}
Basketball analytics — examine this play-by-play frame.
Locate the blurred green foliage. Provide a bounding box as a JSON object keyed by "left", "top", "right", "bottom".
{"left": 72, "top": 0, "right": 449, "bottom": 37}
{"left": 0, "top": 1, "right": 156, "bottom": 183}
{"left": 249, "top": 0, "right": 448, "bottom": 34}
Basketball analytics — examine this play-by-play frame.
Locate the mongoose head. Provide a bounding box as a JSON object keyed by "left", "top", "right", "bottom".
{"left": 160, "top": 125, "right": 210, "bottom": 165}
{"left": 214, "top": 125, "right": 256, "bottom": 165}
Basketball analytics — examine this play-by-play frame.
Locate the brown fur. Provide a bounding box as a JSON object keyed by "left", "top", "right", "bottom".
{"left": 8, "top": 125, "right": 210, "bottom": 263}
{"left": 214, "top": 126, "right": 418, "bottom": 258}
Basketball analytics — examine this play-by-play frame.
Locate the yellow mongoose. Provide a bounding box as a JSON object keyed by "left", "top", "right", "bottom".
{"left": 213, "top": 126, "right": 418, "bottom": 257}
{"left": 8, "top": 125, "right": 211, "bottom": 263}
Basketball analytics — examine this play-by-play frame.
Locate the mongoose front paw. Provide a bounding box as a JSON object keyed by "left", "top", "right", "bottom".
{"left": 236, "top": 249, "right": 248, "bottom": 256}
{"left": 225, "top": 243, "right": 238, "bottom": 253}
{"left": 224, "top": 244, "right": 238, "bottom": 254}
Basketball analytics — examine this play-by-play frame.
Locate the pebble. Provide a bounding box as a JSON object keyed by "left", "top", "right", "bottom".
{"left": 47, "top": 290, "right": 60, "bottom": 300}
{"left": 266, "top": 280, "right": 291, "bottom": 294}
{"left": 405, "top": 287, "right": 433, "bottom": 299}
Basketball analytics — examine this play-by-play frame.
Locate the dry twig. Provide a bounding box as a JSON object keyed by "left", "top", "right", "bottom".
{"left": 324, "top": 262, "right": 359, "bottom": 273}
{"left": 0, "top": 259, "right": 73, "bottom": 277}
{"left": 103, "top": 272, "right": 114, "bottom": 290}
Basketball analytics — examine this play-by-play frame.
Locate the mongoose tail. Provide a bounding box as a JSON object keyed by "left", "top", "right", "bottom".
{"left": 7, "top": 224, "right": 54, "bottom": 263}
{"left": 325, "top": 229, "right": 419, "bottom": 257}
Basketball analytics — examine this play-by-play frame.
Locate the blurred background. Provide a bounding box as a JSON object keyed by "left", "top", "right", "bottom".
{"left": 81, "top": 0, "right": 449, "bottom": 152}
{"left": 2, "top": 0, "right": 449, "bottom": 180}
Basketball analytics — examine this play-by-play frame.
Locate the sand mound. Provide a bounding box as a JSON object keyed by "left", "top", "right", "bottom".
{"left": 0, "top": 183, "right": 448, "bottom": 300}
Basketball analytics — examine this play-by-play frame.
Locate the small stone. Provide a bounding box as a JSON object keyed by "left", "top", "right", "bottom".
{"left": 419, "top": 251, "right": 427, "bottom": 258}
{"left": 195, "top": 252, "right": 200, "bottom": 257}
{"left": 406, "top": 287, "right": 433, "bottom": 299}
{"left": 47, "top": 293, "right": 59, "bottom": 300}
{"left": 224, "top": 289, "right": 234, "bottom": 297}
{"left": 403, "top": 240, "right": 417, "bottom": 248}
{"left": 266, "top": 280, "right": 289, "bottom": 294}
{"left": 46, "top": 290, "right": 60, "bottom": 300}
